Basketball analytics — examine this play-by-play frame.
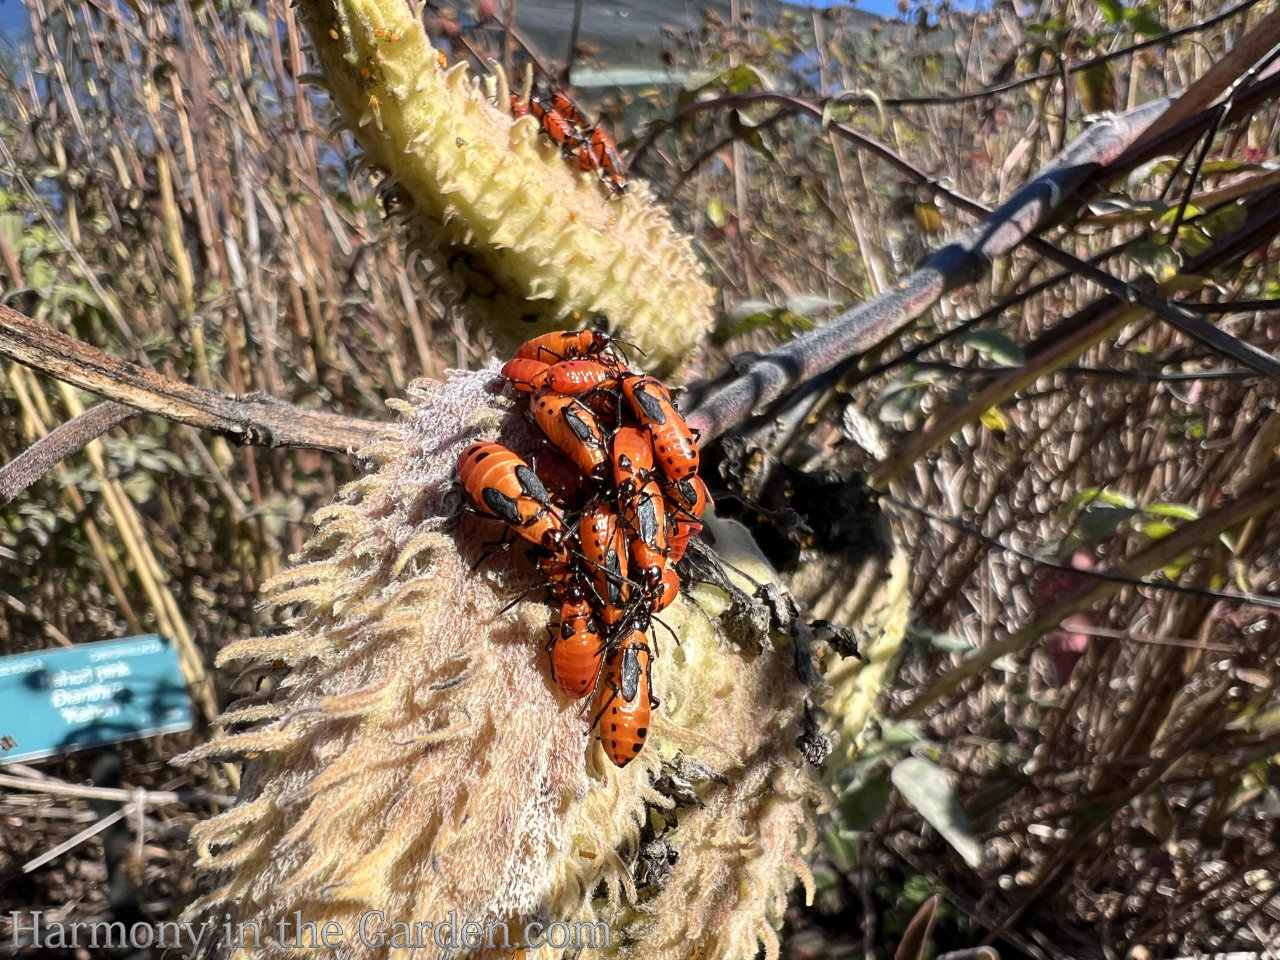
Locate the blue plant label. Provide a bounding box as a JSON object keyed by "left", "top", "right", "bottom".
{"left": 0, "top": 634, "right": 193, "bottom": 764}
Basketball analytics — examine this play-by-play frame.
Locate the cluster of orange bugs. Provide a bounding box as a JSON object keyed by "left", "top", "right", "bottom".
{"left": 509, "top": 90, "right": 628, "bottom": 196}
{"left": 456, "top": 329, "right": 708, "bottom": 766}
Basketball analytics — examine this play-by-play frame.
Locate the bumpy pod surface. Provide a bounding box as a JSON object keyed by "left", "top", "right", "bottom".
{"left": 178, "top": 369, "right": 824, "bottom": 960}
{"left": 296, "top": 0, "right": 714, "bottom": 371}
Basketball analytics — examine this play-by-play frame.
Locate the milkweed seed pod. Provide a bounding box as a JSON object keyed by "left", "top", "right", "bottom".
{"left": 177, "top": 368, "right": 825, "bottom": 960}
{"left": 296, "top": 0, "right": 714, "bottom": 372}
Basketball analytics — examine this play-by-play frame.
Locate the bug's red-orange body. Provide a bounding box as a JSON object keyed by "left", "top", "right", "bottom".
{"left": 543, "top": 358, "right": 621, "bottom": 396}
{"left": 620, "top": 375, "right": 699, "bottom": 481}
{"left": 593, "top": 632, "right": 654, "bottom": 766}
{"left": 621, "top": 478, "right": 668, "bottom": 587}
{"left": 530, "top": 390, "right": 609, "bottom": 479}
{"left": 666, "top": 474, "right": 710, "bottom": 520}
{"left": 579, "top": 503, "right": 630, "bottom": 625}
{"left": 514, "top": 329, "right": 613, "bottom": 364}
{"left": 456, "top": 441, "right": 566, "bottom": 553}
{"left": 550, "top": 91, "right": 587, "bottom": 127}
{"left": 651, "top": 566, "right": 680, "bottom": 612}
{"left": 610, "top": 425, "right": 654, "bottom": 498}
{"left": 549, "top": 593, "right": 605, "bottom": 699}
{"left": 501, "top": 357, "right": 552, "bottom": 392}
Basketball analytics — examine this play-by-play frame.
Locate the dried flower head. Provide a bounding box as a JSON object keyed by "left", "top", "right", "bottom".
{"left": 178, "top": 369, "right": 827, "bottom": 959}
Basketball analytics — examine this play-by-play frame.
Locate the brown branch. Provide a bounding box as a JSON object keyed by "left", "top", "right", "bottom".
{"left": 0, "top": 304, "right": 386, "bottom": 490}
{"left": 629, "top": 0, "right": 1264, "bottom": 170}
{"left": 0, "top": 401, "right": 139, "bottom": 505}
{"left": 683, "top": 97, "right": 1171, "bottom": 443}
{"left": 1120, "top": 3, "right": 1280, "bottom": 150}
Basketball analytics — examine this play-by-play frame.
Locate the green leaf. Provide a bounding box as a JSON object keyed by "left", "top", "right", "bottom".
{"left": 1094, "top": 0, "right": 1124, "bottom": 25}
{"left": 1135, "top": 518, "right": 1176, "bottom": 540}
{"left": 961, "top": 329, "right": 1026, "bottom": 366}
{"left": 1177, "top": 224, "right": 1213, "bottom": 259}
{"left": 979, "top": 407, "right": 1009, "bottom": 433}
{"left": 1079, "top": 503, "right": 1139, "bottom": 541}
{"left": 1145, "top": 502, "right": 1199, "bottom": 520}
{"left": 1127, "top": 240, "right": 1181, "bottom": 282}
{"left": 1123, "top": 3, "right": 1167, "bottom": 36}
{"left": 1063, "top": 487, "right": 1136, "bottom": 512}
{"left": 715, "top": 300, "right": 780, "bottom": 343}
{"left": 880, "top": 719, "right": 929, "bottom": 747}
{"left": 891, "top": 757, "right": 983, "bottom": 868}
{"left": 1199, "top": 201, "right": 1247, "bottom": 238}
{"left": 720, "top": 64, "right": 775, "bottom": 95}
{"left": 822, "top": 826, "right": 859, "bottom": 872}
{"left": 1156, "top": 204, "right": 1202, "bottom": 227}
{"left": 839, "top": 775, "right": 893, "bottom": 832}
{"left": 706, "top": 198, "right": 726, "bottom": 229}
{"left": 895, "top": 895, "right": 940, "bottom": 960}
{"left": 1199, "top": 160, "right": 1263, "bottom": 175}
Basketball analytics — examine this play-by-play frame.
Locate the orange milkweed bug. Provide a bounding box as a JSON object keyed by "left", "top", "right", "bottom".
{"left": 610, "top": 425, "right": 655, "bottom": 499}
{"left": 593, "top": 631, "right": 656, "bottom": 767}
{"left": 574, "top": 135, "right": 605, "bottom": 177}
{"left": 550, "top": 91, "right": 587, "bottom": 128}
{"left": 549, "top": 587, "right": 606, "bottom": 700}
{"left": 513, "top": 329, "right": 614, "bottom": 364}
{"left": 456, "top": 441, "right": 568, "bottom": 554}
{"left": 586, "top": 126, "right": 627, "bottom": 194}
{"left": 620, "top": 374, "right": 699, "bottom": 482}
{"left": 666, "top": 474, "right": 710, "bottom": 520}
{"left": 578, "top": 503, "right": 630, "bottom": 626}
{"left": 529, "top": 98, "right": 577, "bottom": 153}
{"left": 542, "top": 358, "right": 622, "bottom": 396}
{"left": 529, "top": 389, "right": 609, "bottom": 479}
{"left": 509, "top": 93, "right": 529, "bottom": 118}
{"left": 500, "top": 357, "right": 552, "bottom": 392}
{"left": 620, "top": 478, "right": 668, "bottom": 589}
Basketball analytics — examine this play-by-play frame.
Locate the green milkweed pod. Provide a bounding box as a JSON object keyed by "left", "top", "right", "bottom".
{"left": 297, "top": 0, "right": 714, "bottom": 371}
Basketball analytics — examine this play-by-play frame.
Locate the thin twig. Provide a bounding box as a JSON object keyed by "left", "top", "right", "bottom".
{"left": 0, "top": 303, "right": 385, "bottom": 471}
{"left": 0, "top": 771, "right": 235, "bottom": 805}
{"left": 22, "top": 803, "right": 134, "bottom": 873}
{"left": 683, "top": 98, "right": 1171, "bottom": 443}
{"left": 0, "top": 401, "right": 138, "bottom": 505}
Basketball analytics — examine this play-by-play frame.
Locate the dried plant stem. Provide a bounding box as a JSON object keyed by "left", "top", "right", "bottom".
{"left": 0, "top": 771, "right": 234, "bottom": 806}
{"left": 0, "top": 400, "right": 138, "bottom": 504}
{"left": 0, "top": 303, "right": 383, "bottom": 455}
{"left": 897, "top": 481, "right": 1280, "bottom": 719}
{"left": 684, "top": 97, "right": 1170, "bottom": 443}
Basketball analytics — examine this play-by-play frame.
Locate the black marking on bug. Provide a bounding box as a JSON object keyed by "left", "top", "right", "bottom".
{"left": 618, "top": 643, "right": 643, "bottom": 702}
{"left": 564, "top": 405, "right": 603, "bottom": 446}
{"left": 632, "top": 382, "right": 669, "bottom": 425}
{"left": 515, "top": 464, "right": 552, "bottom": 504}
{"left": 635, "top": 492, "right": 660, "bottom": 547}
{"left": 481, "top": 487, "right": 523, "bottom": 525}
{"left": 604, "top": 551, "right": 626, "bottom": 605}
